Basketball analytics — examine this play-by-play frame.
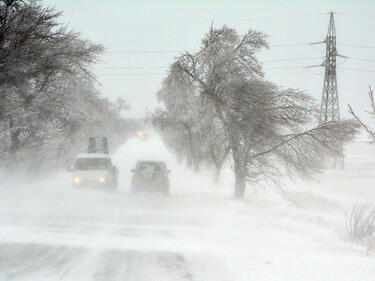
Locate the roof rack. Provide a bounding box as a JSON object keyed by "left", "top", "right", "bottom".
{"left": 87, "top": 137, "right": 109, "bottom": 154}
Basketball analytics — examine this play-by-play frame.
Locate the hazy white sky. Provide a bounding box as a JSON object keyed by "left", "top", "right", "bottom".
{"left": 45, "top": 0, "right": 375, "bottom": 121}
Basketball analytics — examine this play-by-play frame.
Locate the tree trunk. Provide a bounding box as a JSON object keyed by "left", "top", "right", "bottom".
{"left": 193, "top": 157, "right": 200, "bottom": 173}
{"left": 9, "top": 129, "right": 21, "bottom": 154}
{"left": 212, "top": 104, "right": 246, "bottom": 198}
{"left": 234, "top": 167, "right": 246, "bottom": 199}
{"left": 177, "top": 153, "right": 183, "bottom": 164}
{"left": 234, "top": 158, "right": 246, "bottom": 199}
{"left": 186, "top": 155, "right": 193, "bottom": 168}
{"left": 230, "top": 129, "right": 246, "bottom": 199}
{"left": 214, "top": 166, "right": 221, "bottom": 183}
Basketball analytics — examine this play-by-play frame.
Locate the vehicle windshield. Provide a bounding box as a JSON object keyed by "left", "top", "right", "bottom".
{"left": 138, "top": 162, "right": 161, "bottom": 172}
{"left": 74, "top": 158, "right": 110, "bottom": 170}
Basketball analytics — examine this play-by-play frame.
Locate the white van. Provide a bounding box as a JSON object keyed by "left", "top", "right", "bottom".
{"left": 69, "top": 153, "right": 118, "bottom": 190}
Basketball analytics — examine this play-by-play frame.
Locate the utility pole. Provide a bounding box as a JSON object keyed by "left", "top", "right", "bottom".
{"left": 319, "top": 12, "right": 344, "bottom": 168}
{"left": 319, "top": 12, "right": 340, "bottom": 124}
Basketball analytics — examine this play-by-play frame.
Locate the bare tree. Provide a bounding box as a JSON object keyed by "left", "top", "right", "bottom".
{"left": 349, "top": 86, "right": 375, "bottom": 141}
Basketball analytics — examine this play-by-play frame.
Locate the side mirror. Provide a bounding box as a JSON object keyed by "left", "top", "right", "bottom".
{"left": 131, "top": 169, "right": 135, "bottom": 173}
{"left": 167, "top": 170, "right": 171, "bottom": 173}
{"left": 67, "top": 165, "right": 74, "bottom": 172}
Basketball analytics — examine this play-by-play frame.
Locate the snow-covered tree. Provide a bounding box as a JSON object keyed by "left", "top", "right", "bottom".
{"left": 0, "top": 0, "right": 131, "bottom": 173}
{"left": 157, "top": 25, "right": 359, "bottom": 199}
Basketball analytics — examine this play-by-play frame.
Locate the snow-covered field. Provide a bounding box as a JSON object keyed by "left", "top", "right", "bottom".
{"left": 0, "top": 133, "right": 375, "bottom": 281}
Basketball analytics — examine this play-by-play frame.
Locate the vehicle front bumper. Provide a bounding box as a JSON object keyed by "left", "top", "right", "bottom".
{"left": 72, "top": 179, "right": 113, "bottom": 188}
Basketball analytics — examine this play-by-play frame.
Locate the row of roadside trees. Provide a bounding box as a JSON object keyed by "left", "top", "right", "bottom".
{"left": 0, "top": 0, "right": 132, "bottom": 175}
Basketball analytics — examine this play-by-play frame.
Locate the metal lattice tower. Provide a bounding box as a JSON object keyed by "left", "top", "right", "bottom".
{"left": 319, "top": 12, "right": 340, "bottom": 124}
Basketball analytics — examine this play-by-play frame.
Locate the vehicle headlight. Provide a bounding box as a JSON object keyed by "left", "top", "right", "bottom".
{"left": 99, "top": 177, "right": 106, "bottom": 183}
{"left": 73, "top": 176, "right": 81, "bottom": 184}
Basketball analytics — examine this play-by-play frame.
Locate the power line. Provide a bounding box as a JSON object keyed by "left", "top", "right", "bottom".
{"left": 262, "top": 56, "right": 323, "bottom": 63}
{"left": 94, "top": 54, "right": 375, "bottom": 73}
{"left": 104, "top": 45, "right": 321, "bottom": 54}
{"left": 99, "top": 73, "right": 166, "bottom": 76}
{"left": 338, "top": 43, "right": 375, "bottom": 49}
{"left": 95, "top": 56, "right": 323, "bottom": 71}
{"left": 308, "top": 42, "right": 375, "bottom": 50}
{"left": 336, "top": 12, "right": 375, "bottom": 18}
{"left": 97, "top": 66, "right": 168, "bottom": 70}
{"left": 105, "top": 49, "right": 196, "bottom": 54}
{"left": 269, "top": 43, "right": 312, "bottom": 48}
{"left": 75, "top": 13, "right": 328, "bottom": 29}
{"left": 226, "top": 13, "right": 328, "bottom": 22}
{"left": 96, "top": 65, "right": 375, "bottom": 77}
{"left": 102, "top": 42, "right": 375, "bottom": 55}
{"left": 348, "top": 57, "right": 375, "bottom": 63}
{"left": 337, "top": 67, "right": 375, "bottom": 73}
{"left": 264, "top": 66, "right": 308, "bottom": 70}
{"left": 96, "top": 66, "right": 310, "bottom": 76}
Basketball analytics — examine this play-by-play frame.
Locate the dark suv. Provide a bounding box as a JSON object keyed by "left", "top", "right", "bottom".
{"left": 131, "top": 161, "right": 170, "bottom": 196}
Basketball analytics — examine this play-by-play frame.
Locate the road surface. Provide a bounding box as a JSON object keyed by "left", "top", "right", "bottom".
{"left": 0, "top": 135, "right": 374, "bottom": 280}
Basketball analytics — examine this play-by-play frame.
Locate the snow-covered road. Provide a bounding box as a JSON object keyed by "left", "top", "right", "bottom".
{"left": 1, "top": 134, "right": 375, "bottom": 281}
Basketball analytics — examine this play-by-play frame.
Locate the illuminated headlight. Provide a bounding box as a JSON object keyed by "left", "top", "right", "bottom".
{"left": 99, "top": 177, "right": 106, "bottom": 183}
{"left": 73, "top": 176, "right": 81, "bottom": 184}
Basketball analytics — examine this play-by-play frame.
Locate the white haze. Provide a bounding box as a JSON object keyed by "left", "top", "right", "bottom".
{"left": 1, "top": 132, "right": 375, "bottom": 280}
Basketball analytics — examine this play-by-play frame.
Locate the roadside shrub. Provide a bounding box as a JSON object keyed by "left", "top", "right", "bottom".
{"left": 345, "top": 204, "right": 375, "bottom": 247}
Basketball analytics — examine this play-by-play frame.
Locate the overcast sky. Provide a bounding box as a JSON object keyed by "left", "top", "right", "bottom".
{"left": 45, "top": 0, "right": 375, "bottom": 121}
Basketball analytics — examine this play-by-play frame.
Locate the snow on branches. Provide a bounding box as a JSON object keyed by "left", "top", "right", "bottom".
{"left": 154, "top": 25, "right": 359, "bottom": 199}
{"left": 0, "top": 0, "right": 129, "bottom": 174}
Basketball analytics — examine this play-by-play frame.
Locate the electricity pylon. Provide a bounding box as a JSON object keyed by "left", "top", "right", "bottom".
{"left": 319, "top": 12, "right": 340, "bottom": 124}
{"left": 317, "top": 12, "right": 345, "bottom": 168}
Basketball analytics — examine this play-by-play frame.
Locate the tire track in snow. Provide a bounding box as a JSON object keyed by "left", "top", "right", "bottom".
{"left": 0, "top": 243, "right": 86, "bottom": 281}
{"left": 94, "top": 249, "right": 193, "bottom": 281}
{"left": 0, "top": 243, "right": 194, "bottom": 281}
